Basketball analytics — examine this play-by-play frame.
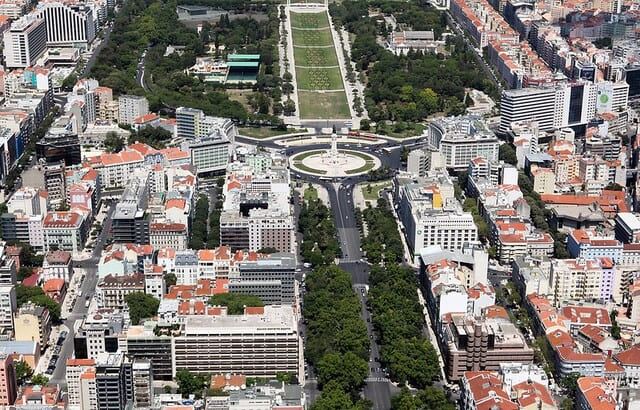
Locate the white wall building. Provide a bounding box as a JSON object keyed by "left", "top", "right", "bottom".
{"left": 118, "top": 95, "right": 149, "bottom": 125}
{"left": 3, "top": 15, "right": 47, "bottom": 68}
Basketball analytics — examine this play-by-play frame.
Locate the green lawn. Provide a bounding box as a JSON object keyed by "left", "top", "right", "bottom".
{"left": 238, "top": 127, "right": 307, "bottom": 139}
{"left": 361, "top": 180, "right": 391, "bottom": 200}
{"left": 291, "top": 150, "right": 323, "bottom": 161}
{"left": 303, "top": 186, "right": 318, "bottom": 201}
{"left": 294, "top": 162, "right": 327, "bottom": 175}
{"left": 298, "top": 91, "right": 350, "bottom": 119}
{"left": 296, "top": 67, "right": 344, "bottom": 90}
{"left": 290, "top": 11, "right": 330, "bottom": 29}
{"left": 293, "top": 46, "right": 339, "bottom": 67}
{"left": 345, "top": 161, "right": 375, "bottom": 175}
{"left": 291, "top": 28, "right": 334, "bottom": 46}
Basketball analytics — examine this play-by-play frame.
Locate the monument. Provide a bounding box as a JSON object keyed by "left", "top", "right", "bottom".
{"left": 321, "top": 126, "right": 347, "bottom": 166}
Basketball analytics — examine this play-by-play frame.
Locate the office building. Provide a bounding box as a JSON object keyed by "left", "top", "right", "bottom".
{"left": 118, "top": 95, "right": 149, "bottom": 125}
{"left": 13, "top": 302, "right": 51, "bottom": 353}
{"left": 425, "top": 115, "right": 499, "bottom": 169}
{"left": 231, "top": 253, "right": 296, "bottom": 305}
{"left": 95, "top": 352, "right": 133, "bottom": 410}
{"left": 0, "top": 353, "right": 17, "bottom": 406}
{"left": 173, "top": 305, "right": 300, "bottom": 378}
{"left": 73, "top": 310, "right": 128, "bottom": 360}
{"left": 181, "top": 135, "right": 231, "bottom": 174}
{"left": 615, "top": 213, "right": 640, "bottom": 244}
{"left": 3, "top": 15, "right": 46, "bottom": 68}
{"left": 175, "top": 107, "right": 235, "bottom": 140}
{"left": 120, "top": 325, "right": 173, "bottom": 381}
{"left": 36, "top": 130, "right": 82, "bottom": 166}
{"left": 111, "top": 172, "right": 150, "bottom": 244}
{"left": 441, "top": 313, "right": 534, "bottom": 381}
{"left": 34, "top": 2, "right": 95, "bottom": 48}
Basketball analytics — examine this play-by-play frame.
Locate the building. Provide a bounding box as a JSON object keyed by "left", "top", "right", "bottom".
{"left": 231, "top": 253, "right": 296, "bottom": 305}
{"left": 615, "top": 213, "right": 640, "bottom": 244}
{"left": 175, "top": 107, "right": 235, "bottom": 140}
{"left": 132, "top": 359, "right": 153, "bottom": 409}
{"left": 0, "top": 286, "right": 16, "bottom": 336}
{"left": 36, "top": 130, "right": 82, "bottom": 166}
{"left": 0, "top": 353, "right": 16, "bottom": 406}
{"left": 441, "top": 313, "right": 534, "bottom": 381}
{"left": 149, "top": 223, "right": 188, "bottom": 251}
{"left": 567, "top": 229, "right": 623, "bottom": 262}
{"left": 111, "top": 172, "right": 150, "bottom": 245}
{"left": 34, "top": 2, "right": 95, "bottom": 48}
{"left": 173, "top": 305, "right": 300, "bottom": 378}
{"left": 576, "top": 377, "right": 616, "bottom": 410}
{"left": 512, "top": 255, "right": 552, "bottom": 298}
{"left": 73, "top": 310, "right": 129, "bottom": 360}
{"left": 42, "top": 250, "right": 72, "bottom": 282}
{"left": 120, "top": 324, "right": 173, "bottom": 381}
{"left": 14, "top": 384, "right": 64, "bottom": 407}
{"left": 461, "top": 371, "right": 517, "bottom": 410}
{"left": 181, "top": 135, "right": 231, "bottom": 174}
{"left": 13, "top": 302, "right": 51, "bottom": 353}
{"left": 96, "top": 273, "right": 145, "bottom": 309}
{"left": 551, "top": 258, "right": 617, "bottom": 304}
{"left": 3, "top": 15, "right": 46, "bottom": 68}
{"left": 66, "top": 358, "right": 96, "bottom": 410}
{"left": 95, "top": 352, "right": 133, "bottom": 410}
{"left": 43, "top": 211, "right": 87, "bottom": 253}
{"left": 118, "top": 95, "right": 149, "bottom": 125}
{"left": 425, "top": 115, "right": 499, "bottom": 169}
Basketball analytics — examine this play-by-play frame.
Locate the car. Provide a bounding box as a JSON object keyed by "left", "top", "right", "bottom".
{"left": 367, "top": 318, "right": 370, "bottom": 322}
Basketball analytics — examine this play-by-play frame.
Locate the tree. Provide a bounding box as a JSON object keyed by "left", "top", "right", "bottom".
{"left": 163, "top": 385, "right": 173, "bottom": 394}
{"left": 360, "top": 119, "right": 370, "bottom": 131}
{"left": 104, "top": 132, "right": 124, "bottom": 153}
{"left": 392, "top": 387, "right": 455, "bottom": 410}
{"left": 257, "top": 247, "right": 278, "bottom": 254}
{"left": 316, "top": 352, "right": 368, "bottom": 393}
{"left": 283, "top": 99, "right": 296, "bottom": 116}
{"left": 164, "top": 273, "right": 177, "bottom": 289}
{"left": 175, "top": 370, "right": 208, "bottom": 398}
{"left": 61, "top": 74, "right": 78, "bottom": 90}
{"left": 610, "top": 310, "right": 621, "bottom": 339}
{"left": 31, "top": 374, "right": 49, "bottom": 386}
{"left": 605, "top": 182, "right": 624, "bottom": 191}
{"left": 208, "top": 293, "right": 263, "bottom": 314}
{"left": 15, "top": 360, "right": 32, "bottom": 383}
{"left": 125, "top": 292, "right": 160, "bottom": 325}
{"left": 499, "top": 143, "right": 517, "bottom": 165}
{"left": 562, "top": 372, "right": 581, "bottom": 397}
{"left": 310, "top": 381, "right": 357, "bottom": 410}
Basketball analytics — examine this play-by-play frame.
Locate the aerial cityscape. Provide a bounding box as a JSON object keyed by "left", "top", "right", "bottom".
{"left": 0, "top": 0, "right": 638, "bottom": 408}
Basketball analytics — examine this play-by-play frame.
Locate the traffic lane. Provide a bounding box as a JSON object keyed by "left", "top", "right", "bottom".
{"left": 364, "top": 381, "right": 392, "bottom": 410}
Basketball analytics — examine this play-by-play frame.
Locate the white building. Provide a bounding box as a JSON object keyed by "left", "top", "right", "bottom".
{"left": 43, "top": 211, "right": 87, "bottom": 254}
{"left": 118, "top": 95, "right": 149, "bottom": 125}
{"left": 172, "top": 305, "right": 301, "bottom": 378}
{"left": 3, "top": 15, "right": 47, "bottom": 68}
{"left": 175, "top": 107, "right": 235, "bottom": 140}
{"left": 34, "top": 2, "right": 95, "bottom": 48}
{"left": 7, "top": 187, "right": 48, "bottom": 216}
{"left": 426, "top": 115, "right": 499, "bottom": 169}
{"left": 66, "top": 358, "right": 96, "bottom": 410}
{"left": 0, "top": 286, "right": 16, "bottom": 335}
{"left": 149, "top": 223, "right": 188, "bottom": 251}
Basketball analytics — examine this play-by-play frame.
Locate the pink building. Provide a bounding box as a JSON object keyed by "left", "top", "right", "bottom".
{"left": 0, "top": 353, "right": 17, "bottom": 406}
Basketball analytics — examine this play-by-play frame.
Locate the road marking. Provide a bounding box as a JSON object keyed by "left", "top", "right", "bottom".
{"left": 365, "top": 377, "right": 390, "bottom": 382}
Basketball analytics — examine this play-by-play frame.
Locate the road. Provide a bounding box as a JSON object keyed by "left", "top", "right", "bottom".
{"left": 81, "top": 21, "right": 115, "bottom": 78}
{"left": 136, "top": 48, "right": 150, "bottom": 92}
{"left": 48, "top": 201, "right": 117, "bottom": 386}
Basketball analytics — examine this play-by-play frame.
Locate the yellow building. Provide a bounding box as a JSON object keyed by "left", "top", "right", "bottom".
{"left": 14, "top": 303, "right": 51, "bottom": 353}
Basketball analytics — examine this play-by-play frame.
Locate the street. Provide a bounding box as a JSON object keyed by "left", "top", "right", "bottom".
{"left": 48, "top": 202, "right": 116, "bottom": 386}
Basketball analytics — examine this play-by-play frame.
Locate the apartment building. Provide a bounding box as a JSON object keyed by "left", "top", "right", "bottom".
{"left": 131, "top": 360, "right": 153, "bottom": 409}
{"left": 95, "top": 352, "right": 133, "bottom": 410}
{"left": 13, "top": 302, "right": 51, "bottom": 353}
{"left": 149, "top": 222, "right": 188, "bottom": 251}
{"left": 175, "top": 106, "right": 235, "bottom": 140}
{"left": 0, "top": 353, "right": 17, "bottom": 406}
{"left": 118, "top": 95, "right": 149, "bottom": 125}
{"left": 87, "top": 150, "right": 144, "bottom": 189}
{"left": 120, "top": 325, "right": 173, "bottom": 381}
{"left": 96, "top": 273, "right": 144, "bottom": 309}
{"left": 441, "top": 313, "right": 534, "bottom": 381}
{"left": 551, "top": 258, "right": 617, "bottom": 305}
{"left": 66, "top": 358, "right": 96, "bottom": 410}
{"left": 43, "top": 210, "right": 88, "bottom": 253}
{"left": 567, "top": 229, "right": 623, "bottom": 262}
{"left": 34, "top": 2, "right": 95, "bottom": 48}
{"left": 615, "top": 212, "right": 640, "bottom": 244}
{"left": 173, "top": 305, "right": 300, "bottom": 378}
{"left": 111, "top": 172, "right": 150, "bottom": 244}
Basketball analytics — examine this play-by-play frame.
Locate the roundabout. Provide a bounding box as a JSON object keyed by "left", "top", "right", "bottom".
{"left": 289, "top": 132, "right": 381, "bottom": 177}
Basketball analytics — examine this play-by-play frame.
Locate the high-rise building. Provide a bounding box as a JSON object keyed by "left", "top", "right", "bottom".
{"left": 118, "top": 95, "right": 149, "bottom": 125}
{"left": 182, "top": 136, "right": 231, "bottom": 174}
{"left": 36, "top": 130, "right": 82, "bottom": 166}
{"left": 120, "top": 325, "right": 173, "bottom": 381}
{"left": 175, "top": 107, "right": 235, "bottom": 140}
{"left": 66, "top": 358, "right": 96, "bottom": 410}
{"left": 95, "top": 352, "right": 132, "bottom": 410}
{"left": 111, "top": 172, "right": 150, "bottom": 244}
{"left": 34, "top": 2, "right": 95, "bottom": 48}
{"left": 13, "top": 302, "right": 51, "bottom": 352}
{"left": 0, "top": 353, "right": 17, "bottom": 406}
{"left": 3, "top": 15, "right": 46, "bottom": 68}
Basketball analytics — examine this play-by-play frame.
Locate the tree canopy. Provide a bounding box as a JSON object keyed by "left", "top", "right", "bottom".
{"left": 125, "top": 292, "right": 160, "bottom": 325}
{"left": 175, "top": 369, "right": 208, "bottom": 398}
{"left": 207, "top": 293, "right": 264, "bottom": 314}
{"left": 298, "top": 198, "right": 341, "bottom": 265}
{"left": 362, "top": 198, "right": 404, "bottom": 264}
{"left": 391, "top": 387, "right": 455, "bottom": 410}
{"left": 15, "top": 285, "right": 60, "bottom": 322}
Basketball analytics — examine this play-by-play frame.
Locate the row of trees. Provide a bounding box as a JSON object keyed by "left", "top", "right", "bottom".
{"left": 368, "top": 264, "right": 440, "bottom": 388}
{"left": 303, "top": 265, "right": 371, "bottom": 409}
{"left": 361, "top": 198, "right": 404, "bottom": 264}
{"left": 298, "top": 196, "right": 341, "bottom": 265}
{"left": 189, "top": 194, "right": 211, "bottom": 249}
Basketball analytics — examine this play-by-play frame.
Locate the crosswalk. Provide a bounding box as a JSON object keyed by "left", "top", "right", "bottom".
{"left": 365, "top": 377, "right": 390, "bottom": 383}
